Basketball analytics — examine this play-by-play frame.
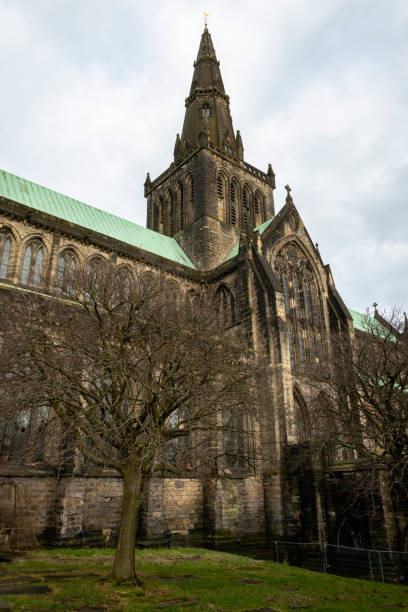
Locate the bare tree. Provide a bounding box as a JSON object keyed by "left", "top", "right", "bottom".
{"left": 309, "top": 307, "right": 408, "bottom": 547}
{"left": 0, "top": 266, "right": 262, "bottom": 583}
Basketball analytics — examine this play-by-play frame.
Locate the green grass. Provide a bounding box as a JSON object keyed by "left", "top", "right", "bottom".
{"left": 1, "top": 547, "right": 408, "bottom": 611}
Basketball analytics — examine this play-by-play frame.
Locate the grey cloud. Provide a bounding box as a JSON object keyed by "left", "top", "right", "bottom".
{"left": 0, "top": 0, "right": 406, "bottom": 312}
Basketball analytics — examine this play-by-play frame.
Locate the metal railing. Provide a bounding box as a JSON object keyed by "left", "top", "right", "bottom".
{"left": 270, "top": 540, "right": 408, "bottom": 584}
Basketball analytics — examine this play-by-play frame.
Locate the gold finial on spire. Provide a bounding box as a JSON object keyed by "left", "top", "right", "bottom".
{"left": 204, "top": 11, "right": 210, "bottom": 28}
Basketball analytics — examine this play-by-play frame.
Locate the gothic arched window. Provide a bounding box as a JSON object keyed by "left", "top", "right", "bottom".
{"left": 21, "top": 240, "right": 44, "bottom": 287}
{"left": 85, "top": 257, "right": 104, "bottom": 298}
{"left": 176, "top": 182, "right": 184, "bottom": 230}
{"left": 57, "top": 250, "right": 77, "bottom": 294}
{"left": 254, "top": 191, "right": 263, "bottom": 226}
{"left": 224, "top": 138, "right": 233, "bottom": 155}
{"left": 0, "top": 232, "right": 12, "bottom": 279}
{"left": 274, "top": 243, "right": 323, "bottom": 374}
{"left": 188, "top": 175, "right": 194, "bottom": 206}
{"left": 116, "top": 267, "right": 133, "bottom": 302}
{"left": 164, "top": 189, "right": 174, "bottom": 236}
{"left": 217, "top": 174, "right": 224, "bottom": 199}
{"left": 217, "top": 173, "right": 227, "bottom": 222}
{"left": 242, "top": 185, "right": 251, "bottom": 232}
{"left": 230, "top": 179, "right": 239, "bottom": 226}
{"left": 222, "top": 410, "right": 246, "bottom": 470}
{"left": 157, "top": 196, "right": 164, "bottom": 229}
{"left": 215, "top": 284, "right": 236, "bottom": 326}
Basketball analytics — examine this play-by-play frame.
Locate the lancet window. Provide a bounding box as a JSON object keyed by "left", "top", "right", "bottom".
{"left": 0, "top": 232, "right": 12, "bottom": 279}
{"left": 242, "top": 185, "right": 251, "bottom": 232}
{"left": 20, "top": 240, "right": 44, "bottom": 287}
{"left": 115, "top": 267, "right": 133, "bottom": 302}
{"left": 215, "top": 284, "right": 236, "bottom": 327}
{"left": 230, "top": 179, "right": 239, "bottom": 226}
{"left": 254, "top": 191, "right": 263, "bottom": 226}
{"left": 85, "top": 257, "right": 104, "bottom": 299}
{"left": 216, "top": 173, "right": 227, "bottom": 222}
{"left": 187, "top": 175, "right": 194, "bottom": 207}
{"left": 6, "top": 406, "right": 49, "bottom": 462}
{"left": 57, "top": 250, "right": 77, "bottom": 294}
{"left": 176, "top": 182, "right": 184, "bottom": 230}
{"left": 157, "top": 196, "right": 164, "bottom": 229}
{"left": 217, "top": 174, "right": 224, "bottom": 199}
{"left": 223, "top": 410, "right": 255, "bottom": 472}
{"left": 164, "top": 189, "right": 174, "bottom": 236}
{"left": 274, "top": 243, "right": 323, "bottom": 374}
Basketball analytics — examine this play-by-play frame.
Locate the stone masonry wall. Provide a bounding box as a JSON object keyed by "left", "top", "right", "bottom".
{"left": 0, "top": 475, "right": 57, "bottom": 546}
{"left": 218, "top": 477, "right": 265, "bottom": 536}
{"left": 142, "top": 478, "right": 204, "bottom": 538}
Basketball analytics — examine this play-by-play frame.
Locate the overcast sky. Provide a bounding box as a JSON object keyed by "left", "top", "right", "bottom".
{"left": 0, "top": 0, "right": 406, "bottom": 312}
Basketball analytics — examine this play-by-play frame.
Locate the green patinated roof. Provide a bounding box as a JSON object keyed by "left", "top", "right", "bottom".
{"left": 349, "top": 308, "right": 370, "bottom": 332}
{"left": 256, "top": 217, "right": 274, "bottom": 234}
{"left": 0, "top": 168, "right": 196, "bottom": 269}
{"left": 223, "top": 240, "right": 240, "bottom": 263}
{"left": 223, "top": 217, "right": 275, "bottom": 264}
{"left": 349, "top": 308, "right": 395, "bottom": 342}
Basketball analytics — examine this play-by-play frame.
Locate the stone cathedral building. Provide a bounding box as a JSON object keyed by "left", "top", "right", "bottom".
{"left": 0, "top": 27, "right": 396, "bottom": 549}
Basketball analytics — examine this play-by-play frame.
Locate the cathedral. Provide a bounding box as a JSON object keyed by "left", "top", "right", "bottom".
{"left": 0, "top": 27, "right": 397, "bottom": 550}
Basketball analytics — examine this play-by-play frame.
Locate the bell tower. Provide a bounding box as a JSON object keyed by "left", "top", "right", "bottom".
{"left": 145, "top": 26, "right": 276, "bottom": 271}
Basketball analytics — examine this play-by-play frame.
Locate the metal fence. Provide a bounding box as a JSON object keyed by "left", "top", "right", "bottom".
{"left": 269, "top": 540, "right": 408, "bottom": 584}
{"left": 209, "top": 538, "right": 408, "bottom": 584}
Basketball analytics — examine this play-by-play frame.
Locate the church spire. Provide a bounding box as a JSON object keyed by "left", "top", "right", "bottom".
{"left": 179, "top": 27, "right": 241, "bottom": 161}
{"left": 189, "top": 27, "right": 225, "bottom": 96}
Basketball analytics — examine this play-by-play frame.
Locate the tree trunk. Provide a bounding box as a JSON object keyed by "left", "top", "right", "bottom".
{"left": 113, "top": 465, "right": 144, "bottom": 585}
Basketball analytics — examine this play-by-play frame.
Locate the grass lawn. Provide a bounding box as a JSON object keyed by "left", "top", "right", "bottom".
{"left": 0, "top": 547, "right": 408, "bottom": 611}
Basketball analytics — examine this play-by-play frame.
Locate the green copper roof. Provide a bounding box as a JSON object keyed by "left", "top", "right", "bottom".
{"left": 349, "top": 308, "right": 371, "bottom": 332}
{"left": 349, "top": 308, "right": 394, "bottom": 341}
{"left": 256, "top": 217, "right": 274, "bottom": 234}
{"left": 223, "top": 240, "right": 240, "bottom": 263}
{"left": 223, "top": 217, "right": 275, "bottom": 264}
{"left": 0, "top": 169, "right": 196, "bottom": 269}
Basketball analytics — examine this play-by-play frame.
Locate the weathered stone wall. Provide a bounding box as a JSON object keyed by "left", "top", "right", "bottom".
{"left": 217, "top": 477, "right": 265, "bottom": 535}
{"left": 141, "top": 478, "right": 204, "bottom": 538}
{"left": 0, "top": 474, "right": 57, "bottom": 546}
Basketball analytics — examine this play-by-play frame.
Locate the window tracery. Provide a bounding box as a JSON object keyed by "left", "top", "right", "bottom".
{"left": 21, "top": 240, "right": 44, "bottom": 287}
{"left": 115, "top": 268, "right": 133, "bottom": 302}
{"left": 0, "top": 232, "right": 12, "bottom": 279}
{"left": 274, "top": 243, "right": 323, "bottom": 374}
{"left": 85, "top": 257, "right": 104, "bottom": 298}
{"left": 222, "top": 410, "right": 255, "bottom": 472}
{"left": 57, "top": 250, "right": 77, "bottom": 294}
